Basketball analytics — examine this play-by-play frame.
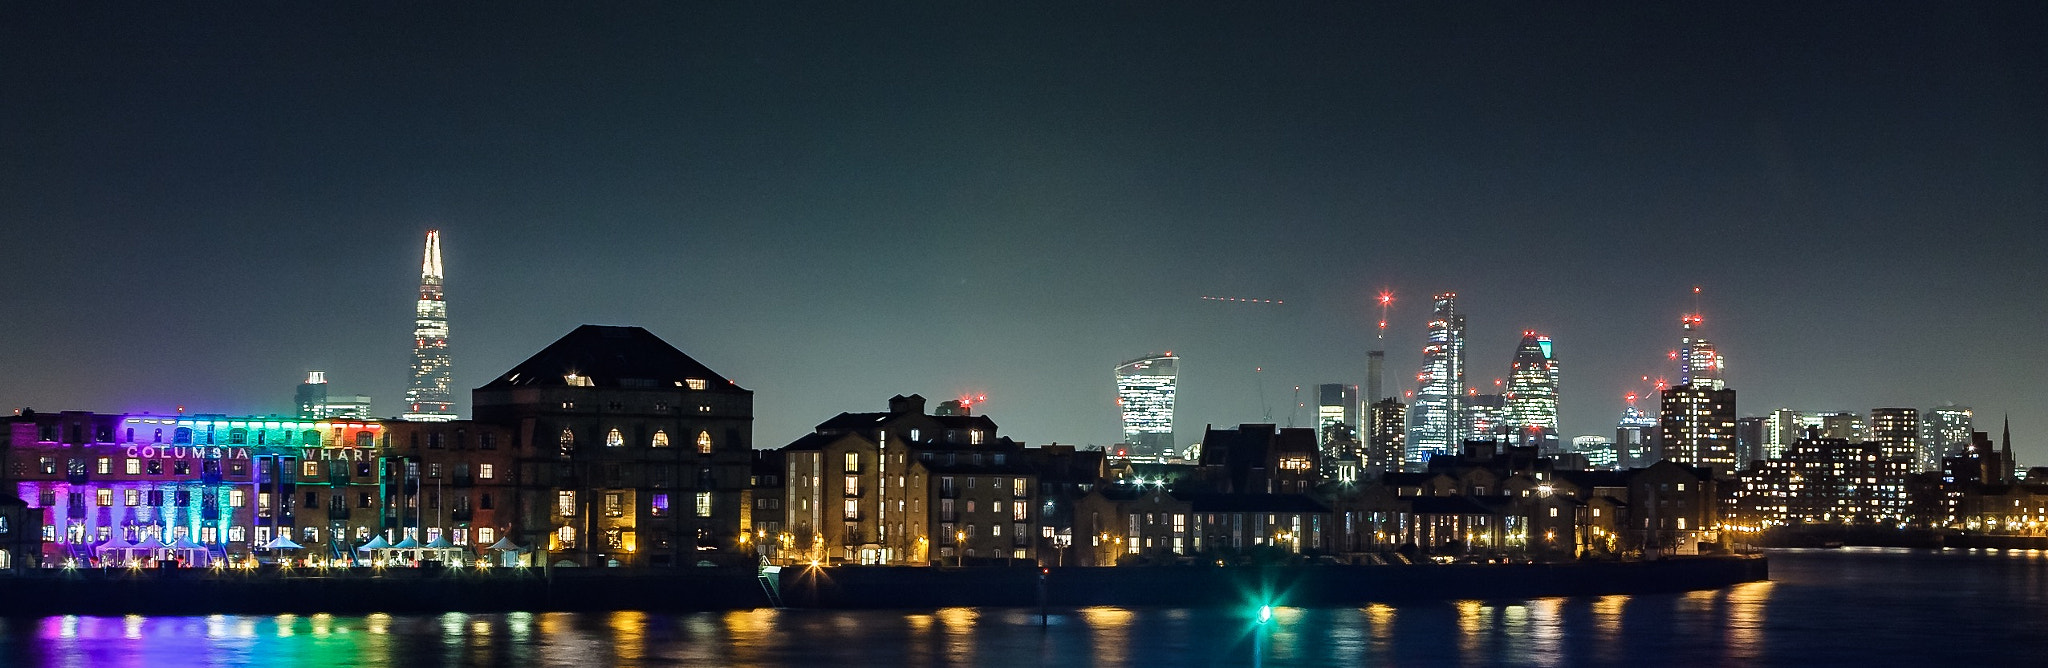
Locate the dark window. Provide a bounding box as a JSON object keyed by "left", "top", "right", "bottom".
{"left": 38, "top": 490, "right": 55, "bottom": 506}
{"left": 358, "top": 494, "right": 373, "bottom": 509}
{"left": 479, "top": 433, "right": 496, "bottom": 450}
{"left": 148, "top": 490, "right": 164, "bottom": 506}
{"left": 175, "top": 490, "right": 191, "bottom": 507}
{"left": 147, "top": 461, "right": 163, "bottom": 476}
{"left": 174, "top": 461, "right": 190, "bottom": 476}
{"left": 305, "top": 491, "right": 318, "bottom": 508}
{"left": 357, "top": 462, "right": 373, "bottom": 478}
{"left": 480, "top": 493, "right": 493, "bottom": 510}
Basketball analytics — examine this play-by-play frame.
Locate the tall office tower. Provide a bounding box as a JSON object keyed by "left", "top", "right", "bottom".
{"left": 1366, "top": 351, "right": 1386, "bottom": 404}
{"left": 1662, "top": 303, "right": 1736, "bottom": 470}
{"left": 1735, "top": 416, "right": 1765, "bottom": 466}
{"left": 1678, "top": 311, "right": 1725, "bottom": 390}
{"left": 1812, "top": 411, "right": 1865, "bottom": 441}
{"left": 1763, "top": 408, "right": 1802, "bottom": 461}
{"left": 1317, "top": 383, "right": 1360, "bottom": 477}
{"left": 1660, "top": 385, "right": 1738, "bottom": 470}
{"left": 296, "top": 371, "right": 330, "bottom": 419}
{"left": 1502, "top": 331, "right": 1561, "bottom": 453}
{"left": 1616, "top": 400, "right": 1659, "bottom": 468}
{"left": 404, "top": 230, "right": 457, "bottom": 421}
{"left": 1463, "top": 393, "right": 1506, "bottom": 442}
{"left": 1407, "top": 292, "right": 1466, "bottom": 466}
{"left": 1367, "top": 398, "right": 1408, "bottom": 474}
{"left": 1317, "top": 383, "right": 1358, "bottom": 443}
{"left": 1116, "top": 353, "right": 1179, "bottom": 459}
{"left": 1571, "top": 434, "right": 1618, "bottom": 470}
{"left": 1317, "top": 384, "right": 1358, "bottom": 439}
{"left": 1616, "top": 401, "right": 1658, "bottom": 469}
{"left": 1362, "top": 350, "right": 1386, "bottom": 464}
{"left": 1868, "top": 408, "right": 1922, "bottom": 467}
{"left": 1923, "top": 406, "right": 1974, "bottom": 470}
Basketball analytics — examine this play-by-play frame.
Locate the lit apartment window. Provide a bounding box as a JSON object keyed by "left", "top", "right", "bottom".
{"left": 685, "top": 378, "right": 707, "bottom": 390}
{"left": 844, "top": 452, "right": 860, "bottom": 472}
{"left": 652, "top": 430, "right": 670, "bottom": 448}
{"left": 303, "top": 461, "right": 319, "bottom": 478}
{"left": 697, "top": 431, "right": 713, "bottom": 454}
{"left": 125, "top": 459, "right": 140, "bottom": 475}
{"left": 96, "top": 458, "right": 111, "bottom": 475}
{"left": 607, "top": 429, "right": 624, "bottom": 448}
{"left": 695, "top": 492, "right": 713, "bottom": 517}
{"left": 479, "top": 464, "right": 494, "bottom": 479}
{"left": 557, "top": 491, "right": 577, "bottom": 517}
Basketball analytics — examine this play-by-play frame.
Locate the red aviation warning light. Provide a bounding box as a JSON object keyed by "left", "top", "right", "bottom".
{"left": 1375, "top": 290, "right": 1394, "bottom": 340}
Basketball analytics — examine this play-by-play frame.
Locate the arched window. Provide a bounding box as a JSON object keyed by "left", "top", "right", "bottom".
{"left": 558, "top": 428, "right": 576, "bottom": 455}
{"left": 651, "top": 430, "right": 670, "bottom": 448}
{"left": 606, "top": 428, "right": 624, "bottom": 448}
{"left": 696, "top": 431, "right": 713, "bottom": 454}
{"left": 173, "top": 428, "right": 193, "bottom": 444}
{"left": 152, "top": 429, "right": 163, "bottom": 443}
{"left": 303, "top": 430, "right": 321, "bottom": 446}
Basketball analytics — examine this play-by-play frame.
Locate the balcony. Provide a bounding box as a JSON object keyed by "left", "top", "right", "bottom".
{"left": 451, "top": 509, "right": 474, "bottom": 523}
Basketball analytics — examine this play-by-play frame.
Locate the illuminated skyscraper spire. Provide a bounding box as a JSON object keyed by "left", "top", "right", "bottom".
{"left": 405, "top": 230, "right": 456, "bottom": 421}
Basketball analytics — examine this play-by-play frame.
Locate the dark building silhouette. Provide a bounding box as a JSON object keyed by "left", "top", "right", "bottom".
{"left": 473, "top": 325, "right": 754, "bottom": 567}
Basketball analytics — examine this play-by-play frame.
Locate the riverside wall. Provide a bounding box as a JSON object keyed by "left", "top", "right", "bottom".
{"left": 0, "top": 556, "right": 1768, "bottom": 616}
{"left": 777, "top": 556, "right": 1769, "bottom": 609}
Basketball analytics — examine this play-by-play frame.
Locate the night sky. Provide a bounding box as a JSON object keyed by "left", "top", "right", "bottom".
{"left": 3, "top": 4, "right": 2043, "bottom": 461}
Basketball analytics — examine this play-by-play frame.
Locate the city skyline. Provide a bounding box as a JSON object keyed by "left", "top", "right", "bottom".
{"left": 1, "top": 5, "right": 2043, "bottom": 463}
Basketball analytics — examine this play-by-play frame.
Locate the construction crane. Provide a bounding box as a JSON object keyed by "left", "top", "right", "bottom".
{"left": 1200, "top": 295, "right": 1286, "bottom": 305}
{"left": 1376, "top": 290, "right": 1394, "bottom": 340}
{"left": 1287, "top": 385, "right": 1303, "bottom": 428}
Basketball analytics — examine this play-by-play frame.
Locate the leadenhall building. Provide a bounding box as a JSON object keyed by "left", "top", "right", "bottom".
{"left": 0, "top": 325, "right": 749, "bottom": 569}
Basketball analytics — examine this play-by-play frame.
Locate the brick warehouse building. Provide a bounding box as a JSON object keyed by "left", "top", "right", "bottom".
{"left": 472, "top": 325, "right": 755, "bottom": 568}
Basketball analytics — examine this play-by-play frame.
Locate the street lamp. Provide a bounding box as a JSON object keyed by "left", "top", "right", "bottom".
{"left": 956, "top": 530, "right": 967, "bottom": 567}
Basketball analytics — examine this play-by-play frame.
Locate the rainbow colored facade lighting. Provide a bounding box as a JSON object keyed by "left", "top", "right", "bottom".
{"left": 15, "top": 415, "right": 386, "bottom": 566}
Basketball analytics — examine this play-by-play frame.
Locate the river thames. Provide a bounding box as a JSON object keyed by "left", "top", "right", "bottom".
{"left": 2, "top": 548, "right": 2043, "bottom": 667}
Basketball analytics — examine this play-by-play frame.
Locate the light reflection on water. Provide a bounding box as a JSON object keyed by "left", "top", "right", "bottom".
{"left": 3, "top": 549, "right": 2046, "bottom": 667}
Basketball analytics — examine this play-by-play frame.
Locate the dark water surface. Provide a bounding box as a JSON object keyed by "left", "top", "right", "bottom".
{"left": 3, "top": 548, "right": 2045, "bottom": 667}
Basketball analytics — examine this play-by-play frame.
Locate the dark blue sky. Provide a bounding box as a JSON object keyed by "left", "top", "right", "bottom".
{"left": 3, "top": 3, "right": 2043, "bottom": 461}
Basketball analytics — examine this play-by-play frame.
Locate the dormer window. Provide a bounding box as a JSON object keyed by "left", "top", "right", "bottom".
{"left": 564, "top": 373, "right": 594, "bottom": 387}
{"left": 684, "top": 378, "right": 708, "bottom": 391}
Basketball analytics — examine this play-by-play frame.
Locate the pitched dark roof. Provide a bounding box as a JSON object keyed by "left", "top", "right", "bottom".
{"left": 1409, "top": 496, "right": 1501, "bottom": 515}
{"left": 479, "top": 325, "right": 742, "bottom": 391}
{"left": 1184, "top": 493, "right": 1331, "bottom": 514}
{"left": 779, "top": 432, "right": 852, "bottom": 452}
